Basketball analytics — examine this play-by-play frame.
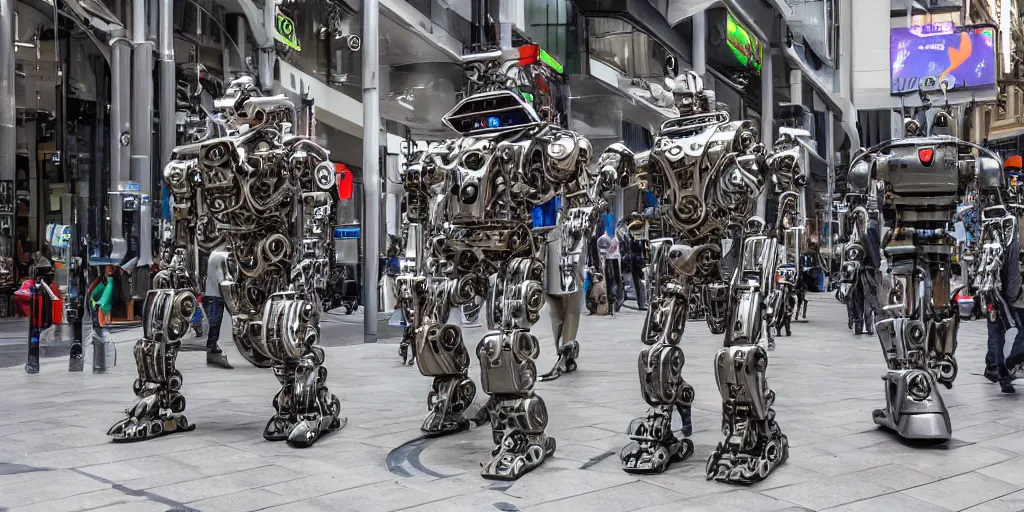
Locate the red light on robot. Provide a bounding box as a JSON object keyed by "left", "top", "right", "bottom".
{"left": 335, "top": 163, "right": 353, "bottom": 201}
{"left": 918, "top": 148, "right": 934, "bottom": 166}
{"left": 518, "top": 44, "right": 539, "bottom": 67}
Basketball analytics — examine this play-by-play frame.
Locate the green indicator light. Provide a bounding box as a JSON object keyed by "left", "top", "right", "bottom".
{"left": 538, "top": 49, "right": 563, "bottom": 74}
{"left": 522, "top": 92, "right": 534, "bottom": 103}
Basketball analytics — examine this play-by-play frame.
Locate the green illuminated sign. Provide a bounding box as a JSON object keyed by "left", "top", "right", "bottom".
{"left": 726, "top": 13, "right": 762, "bottom": 74}
{"left": 276, "top": 13, "right": 301, "bottom": 52}
{"left": 538, "top": 48, "right": 563, "bottom": 74}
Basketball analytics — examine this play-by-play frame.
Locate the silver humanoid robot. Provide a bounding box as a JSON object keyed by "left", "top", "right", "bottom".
{"left": 849, "top": 113, "right": 1007, "bottom": 440}
{"left": 107, "top": 77, "right": 345, "bottom": 447}
{"left": 598, "top": 70, "right": 798, "bottom": 483}
{"left": 394, "top": 45, "right": 615, "bottom": 480}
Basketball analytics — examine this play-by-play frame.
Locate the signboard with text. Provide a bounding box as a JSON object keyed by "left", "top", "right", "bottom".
{"left": 890, "top": 23, "right": 997, "bottom": 95}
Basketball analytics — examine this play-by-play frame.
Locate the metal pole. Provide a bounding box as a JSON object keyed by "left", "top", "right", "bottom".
{"left": 109, "top": 38, "right": 130, "bottom": 242}
{"left": 158, "top": 0, "right": 174, "bottom": 221}
{"left": 362, "top": 0, "right": 380, "bottom": 342}
{"left": 259, "top": 0, "right": 275, "bottom": 90}
{"left": 132, "top": 0, "right": 154, "bottom": 269}
{"left": 692, "top": 10, "right": 706, "bottom": 78}
{"left": 757, "top": 49, "right": 773, "bottom": 218}
{"left": 826, "top": 111, "right": 836, "bottom": 285}
{"left": 0, "top": 0, "right": 15, "bottom": 259}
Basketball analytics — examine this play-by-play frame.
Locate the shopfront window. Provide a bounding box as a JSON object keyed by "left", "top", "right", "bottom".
{"left": 587, "top": 17, "right": 670, "bottom": 80}
{"left": 526, "top": 0, "right": 580, "bottom": 74}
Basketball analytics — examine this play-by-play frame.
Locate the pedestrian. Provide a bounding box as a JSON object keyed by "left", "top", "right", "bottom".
{"left": 596, "top": 224, "right": 623, "bottom": 312}
{"left": 985, "top": 212, "right": 1022, "bottom": 394}
{"left": 30, "top": 243, "right": 54, "bottom": 282}
{"left": 204, "top": 250, "right": 233, "bottom": 369}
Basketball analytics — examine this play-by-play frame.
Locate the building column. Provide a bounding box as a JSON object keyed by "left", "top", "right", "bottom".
{"left": 362, "top": 0, "right": 381, "bottom": 342}
{"left": 692, "top": 10, "right": 706, "bottom": 78}
{"left": 131, "top": 0, "right": 154, "bottom": 272}
{"left": 157, "top": 0, "right": 174, "bottom": 220}
{"left": 757, "top": 50, "right": 774, "bottom": 218}
{"left": 0, "top": 0, "right": 14, "bottom": 250}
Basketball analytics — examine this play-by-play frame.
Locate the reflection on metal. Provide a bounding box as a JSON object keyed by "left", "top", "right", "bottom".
{"left": 395, "top": 45, "right": 619, "bottom": 480}
{"left": 599, "top": 70, "right": 798, "bottom": 483}
{"left": 107, "top": 78, "right": 346, "bottom": 447}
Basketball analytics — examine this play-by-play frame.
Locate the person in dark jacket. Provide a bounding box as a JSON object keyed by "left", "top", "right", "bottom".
{"left": 985, "top": 214, "right": 1023, "bottom": 393}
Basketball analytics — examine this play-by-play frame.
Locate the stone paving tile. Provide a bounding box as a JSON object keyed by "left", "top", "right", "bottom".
{"left": 523, "top": 481, "right": 690, "bottom": 511}
{"left": 143, "top": 464, "right": 300, "bottom": 503}
{"left": 2, "top": 488, "right": 151, "bottom": 512}
{"left": 962, "top": 490, "right": 1024, "bottom": 512}
{"left": 635, "top": 489, "right": 807, "bottom": 512}
{"left": 760, "top": 475, "right": 894, "bottom": 510}
{"left": 820, "top": 492, "right": 952, "bottom": 512}
{"left": 0, "top": 468, "right": 110, "bottom": 508}
{"left": 903, "top": 471, "right": 1023, "bottom": 511}
{"left": 843, "top": 463, "right": 938, "bottom": 491}
{"left": 976, "top": 456, "right": 1024, "bottom": 487}
{"left": 186, "top": 488, "right": 293, "bottom": 511}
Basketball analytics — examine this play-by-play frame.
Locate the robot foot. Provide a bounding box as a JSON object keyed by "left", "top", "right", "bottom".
{"left": 620, "top": 438, "right": 694, "bottom": 474}
{"left": 108, "top": 414, "right": 195, "bottom": 442}
{"left": 263, "top": 394, "right": 346, "bottom": 447}
{"left": 872, "top": 370, "right": 952, "bottom": 441}
{"left": 620, "top": 407, "right": 694, "bottom": 474}
{"left": 481, "top": 433, "right": 556, "bottom": 480}
{"left": 422, "top": 374, "right": 477, "bottom": 437}
{"left": 706, "top": 428, "right": 788, "bottom": 484}
{"left": 540, "top": 340, "right": 580, "bottom": 382}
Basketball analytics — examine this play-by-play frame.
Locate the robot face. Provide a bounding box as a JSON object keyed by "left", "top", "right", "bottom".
{"left": 667, "top": 71, "right": 713, "bottom": 116}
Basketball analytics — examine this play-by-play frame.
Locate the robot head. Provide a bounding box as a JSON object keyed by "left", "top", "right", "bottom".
{"left": 666, "top": 70, "right": 715, "bottom": 116}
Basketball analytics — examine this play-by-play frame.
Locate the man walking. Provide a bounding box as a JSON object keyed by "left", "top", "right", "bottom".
{"left": 985, "top": 211, "right": 1022, "bottom": 393}
{"left": 204, "top": 250, "right": 233, "bottom": 369}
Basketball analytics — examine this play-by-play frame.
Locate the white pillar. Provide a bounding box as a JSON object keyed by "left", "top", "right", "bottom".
{"left": 362, "top": 0, "right": 381, "bottom": 342}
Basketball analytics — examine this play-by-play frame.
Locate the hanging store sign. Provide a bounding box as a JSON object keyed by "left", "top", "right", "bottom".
{"left": 275, "top": 13, "right": 301, "bottom": 52}
{"left": 890, "top": 23, "right": 997, "bottom": 95}
{"left": 725, "top": 13, "right": 763, "bottom": 75}
{"left": 706, "top": 9, "right": 764, "bottom": 78}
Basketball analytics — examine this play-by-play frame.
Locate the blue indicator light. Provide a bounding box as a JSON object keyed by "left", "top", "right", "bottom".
{"left": 487, "top": 116, "right": 501, "bottom": 128}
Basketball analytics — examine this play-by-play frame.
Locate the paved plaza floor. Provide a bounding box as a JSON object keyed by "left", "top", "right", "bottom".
{"left": 0, "top": 295, "right": 1022, "bottom": 512}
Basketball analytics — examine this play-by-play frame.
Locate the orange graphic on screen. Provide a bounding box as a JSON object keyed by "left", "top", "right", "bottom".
{"left": 939, "top": 31, "right": 972, "bottom": 86}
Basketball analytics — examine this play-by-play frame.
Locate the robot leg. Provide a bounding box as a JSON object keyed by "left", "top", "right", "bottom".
{"left": 108, "top": 289, "right": 197, "bottom": 441}
{"left": 707, "top": 236, "right": 788, "bottom": 484}
{"left": 706, "top": 345, "right": 788, "bottom": 483}
{"left": 477, "top": 258, "right": 552, "bottom": 479}
{"left": 621, "top": 288, "right": 694, "bottom": 474}
{"left": 872, "top": 317, "right": 952, "bottom": 440}
{"left": 416, "top": 320, "right": 476, "bottom": 436}
{"left": 477, "top": 330, "right": 555, "bottom": 480}
{"left": 261, "top": 293, "right": 345, "bottom": 447}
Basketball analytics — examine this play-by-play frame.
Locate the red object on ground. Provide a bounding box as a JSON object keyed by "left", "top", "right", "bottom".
{"left": 13, "top": 280, "right": 63, "bottom": 323}
{"left": 335, "top": 163, "right": 353, "bottom": 201}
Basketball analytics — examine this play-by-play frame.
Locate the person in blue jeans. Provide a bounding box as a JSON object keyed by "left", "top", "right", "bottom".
{"left": 204, "top": 250, "right": 233, "bottom": 369}
{"left": 985, "top": 215, "right": 1021, "bottom": 393}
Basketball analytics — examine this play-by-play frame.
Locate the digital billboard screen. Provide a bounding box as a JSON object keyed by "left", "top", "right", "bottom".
{"left": 890, "top": 23, "right": 996, "bottom": 95}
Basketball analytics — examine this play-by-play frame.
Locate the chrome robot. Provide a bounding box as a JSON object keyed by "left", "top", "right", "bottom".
{"left": 108, "top": 77, "right": 345, "bottom": 447}
{"left": 394, "top": 44, "right": 615, "bottom": 480}
{"left": 850, "top": 112, "right": 1006, "bottom": 441}
{"left": 598, "top": 69, "right": 796, "bottom": 483}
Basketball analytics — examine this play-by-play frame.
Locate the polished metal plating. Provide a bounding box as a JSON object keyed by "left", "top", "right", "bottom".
{"left": 853, "top": 133, "right": 1006, "bottom": 441}
{"left": 395, "top": 48, "right": 612, "bottom": 480}
{"left": 600, "top": 71, "right": 793, "bottom": 483}
{"left": 108, "top": 77, "right": 345, "bottom": 447}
